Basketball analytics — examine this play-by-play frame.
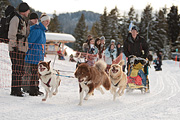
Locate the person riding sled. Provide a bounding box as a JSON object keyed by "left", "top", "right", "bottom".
{"left": 124, "top": 24, "right": 150, "bottom": 92}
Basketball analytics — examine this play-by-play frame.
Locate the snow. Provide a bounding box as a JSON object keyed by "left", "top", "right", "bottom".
{"left": 46, "top": 32, "right": 75, "bottom": 42}
{"left": 1, "top": 43, "right": 180, "bottom": 120}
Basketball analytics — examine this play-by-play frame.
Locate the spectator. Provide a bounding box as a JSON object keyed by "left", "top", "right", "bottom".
{"left": 69, "top": 54, "right": 76, "bottom": 62}
{"left": 8, "top": 2, "right": 30, "bottom": 97}
{"left": 25, "top": 13, "right": 50, "bottom": 96}
{"left": 95, "top": 37, "right": 101, "bottom": 59}
{"left": 57, "top": 49, "right": 65, "bottom": 60}
{"left": 154, "top": 57, "right": 162, "bottom": 71}
{"left": 86, "top": 38, "right": 98, "bottom": 66}
{"left": 99, "top": 36, "right": 106, "bottom": 59}
{"left": 105, "top": 43, "right": 117, "bottom": 73}
{"left": 116, "top": 42, "right": 122, "bottom": 57}
{"left": 22, "top": 12, "right": 39, "bottom": 93}
{"left": 83, "top": 35, "right": 92, "bottom": 52}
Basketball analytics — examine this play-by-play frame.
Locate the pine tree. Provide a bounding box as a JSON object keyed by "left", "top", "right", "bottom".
{"left": 119, "top": 13, "right": 128, "bottom": 43}
{"left": 151, "top": 9, "right": 170, "bottom": 59}
{"left": 89, "top": 21, "right": 101, "bottom": 38}
{"left": 74, "top": 13, "right": 88, "bottom": 51}
{"left": 139, "top": 4, "right": 153, "bottom": 50}
{"left": 48, "top": 11, "right": 61, "bottom": 33}
{"left": 167, "top": 5, "right": 180, "bottom": 50}
{"left": 100, "top": 7, "right": 109, "bottom": 45}
{"left": 127, "top": 6, "right": 139, "bottom": 24}
{"left": 0, "top": 0, "right": 10, "bottom": 18}
{"left": 108, "top": 6, "right": 120, "bottom": 45}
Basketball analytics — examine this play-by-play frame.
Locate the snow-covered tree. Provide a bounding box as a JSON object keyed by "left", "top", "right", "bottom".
{"left": 48, "top": 11, "right": 61, "bottom": 33}
{"left": 0, "top": 0, "right": 10, "bottom": 18}
{"left": 127, "top": 6, "right": 139, "bottom": 25}
{"left": 107, "top": 6, "right": 120, "bottom": 45}
{"left": 89, "top": 21, "right": 102, "bottom": 38}
{"left": 139, "top": 4, "right": 154, "bottom": 50}
{"left": 167, "top": 5, "right": 180, "bottom": 50}
{"left": 151, "top": 9, "right": 170, "bottom": 59}
{"left": 74, "top": 13, "right": 88, "bottom": 51}
{"left": 100, "top": 7, "right": 110, "bottom": 45}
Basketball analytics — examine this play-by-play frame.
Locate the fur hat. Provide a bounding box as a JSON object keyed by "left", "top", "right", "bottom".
{"left": 30, "top": 13, "right": 38, "bottom": 20}
{"left": 18, "top": 2, "right": 30, "bottom": 12}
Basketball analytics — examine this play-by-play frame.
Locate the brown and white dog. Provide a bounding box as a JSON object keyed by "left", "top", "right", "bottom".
{"left": 38, "top": 61, "right": 61, "bottom": 101}
{"left": 109, "top": 60, "right": 127, "bottom": 101}
{"left": 74, "top": 60, "right": 111, "bottom": 105}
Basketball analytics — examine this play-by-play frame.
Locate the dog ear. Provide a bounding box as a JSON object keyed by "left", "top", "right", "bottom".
{"left": 119, "top": 60, "right": 124, "bottom": 66}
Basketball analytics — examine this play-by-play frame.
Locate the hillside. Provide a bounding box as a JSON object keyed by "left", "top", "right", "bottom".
{"left": 58, "top": 10, "right": 101, "bottom": 34}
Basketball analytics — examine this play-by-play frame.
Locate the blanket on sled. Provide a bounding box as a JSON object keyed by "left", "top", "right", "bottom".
{"left": 127, "top": 63, "right": 146, "bottom": 86}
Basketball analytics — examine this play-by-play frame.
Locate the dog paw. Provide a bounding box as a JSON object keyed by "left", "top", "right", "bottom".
{"left": 78, "top": 103, "right": 82, "bottom": 106}
{"left": 119, "top": 93, "right": 124, "bottom": 96}
{"left": 115, "top": 93, "right": 119, "bottom": 97}
{"left": 84, "top": 97, "right": 88, "bottom": 100}
{"left": 42, "top": 99, "right": 46, "bottom": 101}
{"left": 53, "top": 92, "right": 56, "bottom": 95}
{"left": 101, "top": 91, "right": 105, "bottom": 94}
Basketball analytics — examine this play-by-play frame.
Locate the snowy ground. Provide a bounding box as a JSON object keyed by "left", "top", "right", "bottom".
{"left": 1, "top": 43, "right": 180, "bottom": 120}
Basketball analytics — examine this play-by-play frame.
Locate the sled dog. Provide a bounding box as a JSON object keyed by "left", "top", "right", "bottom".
{"left": 74, "top": 60, "right": 111, "bottom": 105}
{"left": 38, "top": 61, "right": 61, "bottom": 101}
{"left": 109, "top": 60, "right": 127, "bottom": 100}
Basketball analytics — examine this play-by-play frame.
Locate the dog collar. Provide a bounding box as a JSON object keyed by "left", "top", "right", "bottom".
{"left": 44, "top": 72, "right": 51, "bottom": 76}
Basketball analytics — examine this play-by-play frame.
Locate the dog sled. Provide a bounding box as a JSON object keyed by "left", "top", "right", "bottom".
{"left": 126, "top": 56, "right": 150, "bottom": 93}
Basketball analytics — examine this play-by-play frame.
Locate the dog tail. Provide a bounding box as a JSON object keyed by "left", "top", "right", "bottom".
{"left": 95, "top": 59, "right": 107, "bottom": 71}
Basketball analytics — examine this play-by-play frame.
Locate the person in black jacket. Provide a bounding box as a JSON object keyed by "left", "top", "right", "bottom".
{"left": 124, "top": 26, "right": 149, "bottom": 58}
{"left": 124, "top": 25, "right": 150, "bottom": 92}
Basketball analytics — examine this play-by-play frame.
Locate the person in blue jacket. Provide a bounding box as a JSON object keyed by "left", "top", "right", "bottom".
{"left": 25, "top": 13, "right": 50, "bottom": 96}
{"left": 105, "top": 40, "right": 117, "bottom": 73}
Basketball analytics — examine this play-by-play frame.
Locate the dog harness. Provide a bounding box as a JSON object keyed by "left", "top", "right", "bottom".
{"left": 110, "top": 75, "right": 122, "bottom": 87}
{"left": 43, "top": 78, "right": 51, "bottom": 87}
{"left": 41, "top": 72, "right": 52, "bottom": 87}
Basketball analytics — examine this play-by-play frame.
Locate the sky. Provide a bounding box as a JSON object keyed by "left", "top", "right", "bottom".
{"left": 22, "top": 0, "right": 180, "bottom": 14}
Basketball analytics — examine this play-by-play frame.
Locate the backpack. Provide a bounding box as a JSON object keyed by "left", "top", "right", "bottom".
{"left": 0, "top": 5, "right": 24, "bottom": 44}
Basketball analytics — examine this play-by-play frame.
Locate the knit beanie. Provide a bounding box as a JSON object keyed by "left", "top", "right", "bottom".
{"left": 18, "top": 2, "right": 30, "bottom": 12}
{"left": 40, "top": 15, "right": 50, "bottom": 22}
{"left": 111, "top": 39, "right": 116, "bottom": 44}
{"left": 100, "top": 36, "right": 105, "bottom": 41}
{"left": 30, "top": 13, "right": 38, "bottom": 20}
{"left": 131, "top": 25, "right": 139, "bottom": 32}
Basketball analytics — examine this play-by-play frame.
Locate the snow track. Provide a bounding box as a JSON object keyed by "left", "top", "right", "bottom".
{"left": 1, "top": 52, "right": 180, "bottom": 119}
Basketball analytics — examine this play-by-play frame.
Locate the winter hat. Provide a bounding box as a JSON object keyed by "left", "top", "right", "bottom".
{"left": 131, "top": 25, "right": 139, "bottom": 32}
{"left": 29, "top": 13, "right": 38, "bottom": 20}
{"left": 100, "top": 36, "right": 105, "bottom": 41}
{"left": 111, "top": 39, "right": 116, "bottom": 44}
{"left": 40, "top": 15, "right": 50, "bottom": 22}
{"left": 18, "top": 2, "right": 30, "bottom": 12}
{"left": 117, "top": 42, "right": 121, "bottom": 45}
